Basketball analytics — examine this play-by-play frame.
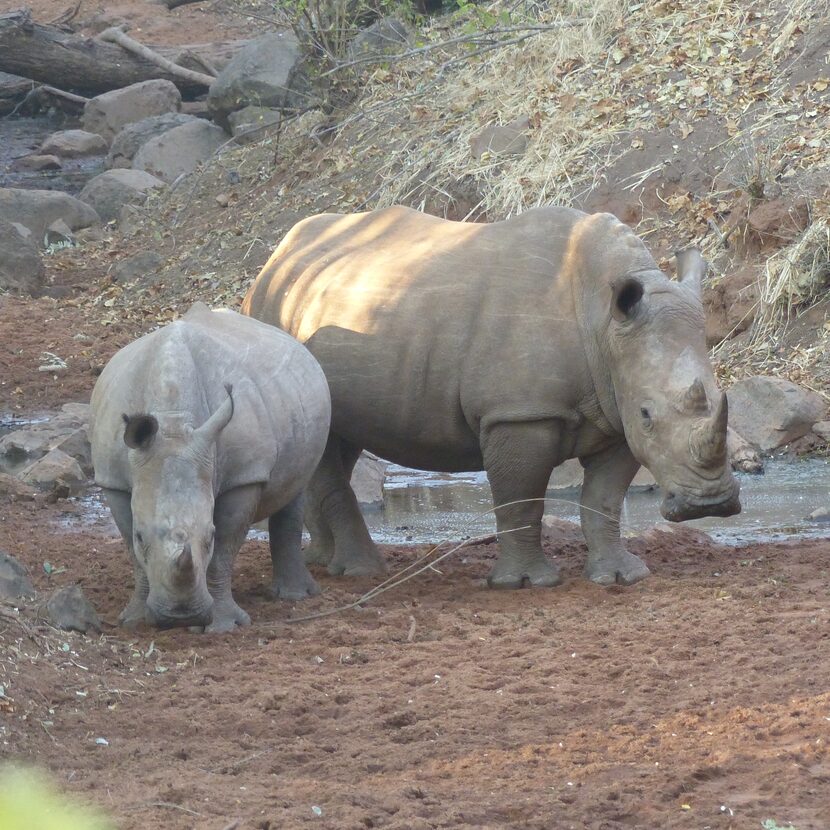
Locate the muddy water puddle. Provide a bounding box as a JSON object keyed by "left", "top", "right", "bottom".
{"left": 0, "top": 116, "right": 105, "bottom": 194}
{"left": 60, "top": 458, "right": 830, "bottom": 547}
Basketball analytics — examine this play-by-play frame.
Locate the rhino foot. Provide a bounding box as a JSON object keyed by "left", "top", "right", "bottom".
{"left": 487, "top": 556, "right": 562, "bottom": 589}
{"left": 327, "top": 548, "right": 387, "bottom": 578}
{"left": 585, "top": 551, "right": 650, "bottom": 586}
{"left": 196, "top": 600, "right": 251, "bottom": 634}
{"left": 118, "top": 595, "right": 147, "bottom": 629}
{"left": 271, "top": 570, "right": 321, "bottom": 601}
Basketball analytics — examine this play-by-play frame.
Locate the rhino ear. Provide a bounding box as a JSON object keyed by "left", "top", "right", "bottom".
{"left": 611, "top": 276, "right": 644, "bottom": 322}
{"left": 675, "top": 248, "right": 707, "bottom": 298}
{"left": 122, "top": 414, "right": 159, "bottom": 450}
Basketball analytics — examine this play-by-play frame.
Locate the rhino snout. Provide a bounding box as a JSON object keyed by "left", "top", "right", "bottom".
{"left": 145, "top": 599, "right": 214, "bottom": 630}
{"left": 660, "top": 479, "right": 741, "bottom": 522}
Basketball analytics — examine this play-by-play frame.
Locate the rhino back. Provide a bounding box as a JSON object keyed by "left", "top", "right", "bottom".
{"left": 90, "top": 306, "right": 330, "bottom": 492}
{"left": 244, "top": 206, "right": 645, "bottom": 467}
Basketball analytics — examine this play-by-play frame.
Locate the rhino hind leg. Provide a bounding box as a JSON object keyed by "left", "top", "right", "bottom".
{"left": 307, "top": 434, "right": 387, "bottom": 578}
{"left": 269, "top": 493, "right": 321, "bottom": 600}
{"left": 102, "top": 488, "right": 149, "bottom": 627}
{"left": 483, "top": 421, "right": 563, "bottom": 589}
{"left": 202, "top": 484, "right": 261, "bottom": 633}
{"left": 580, "top": 443, "right": 651, "bottom": 586}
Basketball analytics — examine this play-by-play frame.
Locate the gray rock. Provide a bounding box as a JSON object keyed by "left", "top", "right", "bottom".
{"left": 207, "top": 32, "right": 310, "bottom": 129}
{"left": 0, "top": 472, "right": 37, "bottom": 502}
{"left": 228, "top": 105, "right": 281, "bottom": 145}
{"left": 83, "top": 79, "right": 182, "bottom": 144}
{"left": 726, "top": 426, "right": 764, "bottom": 474}
{"left": 11, "top": 154, "right": 62, "bottom": 171}
{"left": 549, "top": 457, "right": 657, "bottom": 491}
{"left": 728, "top": 376, "right": 827, "bottom": 452}
{"left": 79, "top": 169, "right": 165, "bottom": 224}
{"left": 107, "top": 112, "right": 199, "bottom": 168}
{"left": 0, "top": 218, "right": 44, "bottom": 294}
{"left": 348, "top": 17, "right": 411, "bottom": 61}
{"left": 112, "top": 250, "right": 164, "bottom": 285}
{"left": 351, "top": 452, "right": 387, "bottom": 509}
{"left": 0, "top": 188, "right": 100, "bottom": 246}
{"left": 40, "top": 129, "right": 108, "bottom": 158}
{"left": 46, "top": 584, "right": 101, "bottom": 633}
{"left": 20, "top": 449, "right": 86, "bottom": 493}
{"left": 812, "top": 421, "right": 830, "bottom": 442}
{"left": 133, "top": 120, "right": 227, "bottom": 184}
{"left": 0, "top": 409, "right": 90, "bottom": 474}
{"left": 0, "top": 551, "right": 35, "bottom": 600}
{"left": 470, "top": 116, "right": 530, "bottom": 160}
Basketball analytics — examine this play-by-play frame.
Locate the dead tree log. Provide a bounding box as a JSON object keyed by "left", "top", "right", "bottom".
{"left": 0, "top": 9, "right": 228, "bottom": 97}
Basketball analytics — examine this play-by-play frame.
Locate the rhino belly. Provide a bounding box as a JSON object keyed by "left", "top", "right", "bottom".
{"left": 307, "top": 330, "right": 483, "bottom": 473}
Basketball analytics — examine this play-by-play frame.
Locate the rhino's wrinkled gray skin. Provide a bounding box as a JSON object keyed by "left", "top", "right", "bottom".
{"left": 89, "top": 303, "right": 331, "bottom": 631}
{"left": 242, "top": 206, "right": 740, "bottom": 588}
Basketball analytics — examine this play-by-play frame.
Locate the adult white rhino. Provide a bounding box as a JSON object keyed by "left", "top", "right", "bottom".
{"left": 242, "top": 206, "right": 740, "bottom": 588}
{"left": 89, "top": 303, "right": 330, "bottom": 631}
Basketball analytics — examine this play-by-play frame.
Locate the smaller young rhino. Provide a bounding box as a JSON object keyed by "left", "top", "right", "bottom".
{"left": 89, "top": 303, "right": 331, "bottom": 632}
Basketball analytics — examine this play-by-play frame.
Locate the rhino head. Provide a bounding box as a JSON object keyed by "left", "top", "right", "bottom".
{"left": 121, "top": 386, "right": 235, "bottom": 628}
{"left": 606, "top": 249, "right": 740, "bottom": 522}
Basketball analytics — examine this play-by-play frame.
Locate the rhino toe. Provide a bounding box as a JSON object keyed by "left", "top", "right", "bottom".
{"left": 487, "top": 556, "right": 562, "bottom": 589}
{"left": 585, "top": 551, "right": 650, "bottom": 586}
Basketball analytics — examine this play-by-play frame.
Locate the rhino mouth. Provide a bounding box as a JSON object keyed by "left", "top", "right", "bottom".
{"left": 145, "top": 601, "right": 214, "bottom": 630}
{"left": 660, "top": 482, "right": 741, "bottom": 522}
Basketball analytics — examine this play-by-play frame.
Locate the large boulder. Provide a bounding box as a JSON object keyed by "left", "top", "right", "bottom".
{"left": 207, "top": 32, "right": 310, "bottom": 129}
{"left": 348, "top": 17, "right": 411, "bottom": 61}
{"left": 20, "top": 449, "right": 86, "bottom": 493}
{"left": 0, "top": 404, "right": 91, "bottom": 475}
{"left": 0, "top": 188, "right": 100, "bottom": 246}
{"left": 107, "top": 112, "right": 199, "bottom": 168}
{"left": 83, "top": 80, "right": 182, "bottom": 144}
{"left": 133, "top": 120, "right": 227, "bottom": 183}
{"left": 728, "top": 376, "right": 826, "bottom": 451}
{"left": 0, "top": 219, "right": 44, "bottom": 294}
{"left": 79, "top": 169, "right": 165, "bottom": 224}
{"left": 40, "top": 129, "right": 108, "bottom": 158}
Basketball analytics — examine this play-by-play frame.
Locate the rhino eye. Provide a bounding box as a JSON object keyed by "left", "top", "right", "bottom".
{"left": 640, "top": 407, "right": 652, "bottom": 428}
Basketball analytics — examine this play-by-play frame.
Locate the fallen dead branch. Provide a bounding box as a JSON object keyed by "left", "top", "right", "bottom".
{"left": 98, "top": 25, "right": 217, "bottom": 87}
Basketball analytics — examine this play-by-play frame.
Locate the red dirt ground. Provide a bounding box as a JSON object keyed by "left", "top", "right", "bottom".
{"left": 2, "top": 494, "right": 830, "bottom": 830}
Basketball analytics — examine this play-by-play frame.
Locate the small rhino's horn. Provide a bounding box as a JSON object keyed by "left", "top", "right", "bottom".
{"left": 681, "top": 378, "right": 709, "bottom": 415}
{"left": 193, "top": 384, "right": 234, "bottom": 448}
{"left": 176, "top": 544, "right": 193, "bottom": 574}
{"left": 695, "top": 392, "right": 728, "bottom": 467}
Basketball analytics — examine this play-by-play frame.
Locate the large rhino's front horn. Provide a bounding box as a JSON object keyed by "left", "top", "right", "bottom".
{"left": 690, "top": 391, "right": 728, "bottom": 467}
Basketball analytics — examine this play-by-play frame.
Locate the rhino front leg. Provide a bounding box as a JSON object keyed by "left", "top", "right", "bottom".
{"left": 203, "top": 484, "right": 261, "bottom": 633}
{"left": 482, "top": 420, "right": 563, "bottom": 589}
{"left": 102, "top": 487, "right": 148, "bottom": 628}
{"left": 308, "top": 435, "right": 386, "bottom": 577}
{"left": 269, "top": 493, "right": 321, "bottom": 600}
{"left": 580, "top": 442, "right": 650, "bottom": 586}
